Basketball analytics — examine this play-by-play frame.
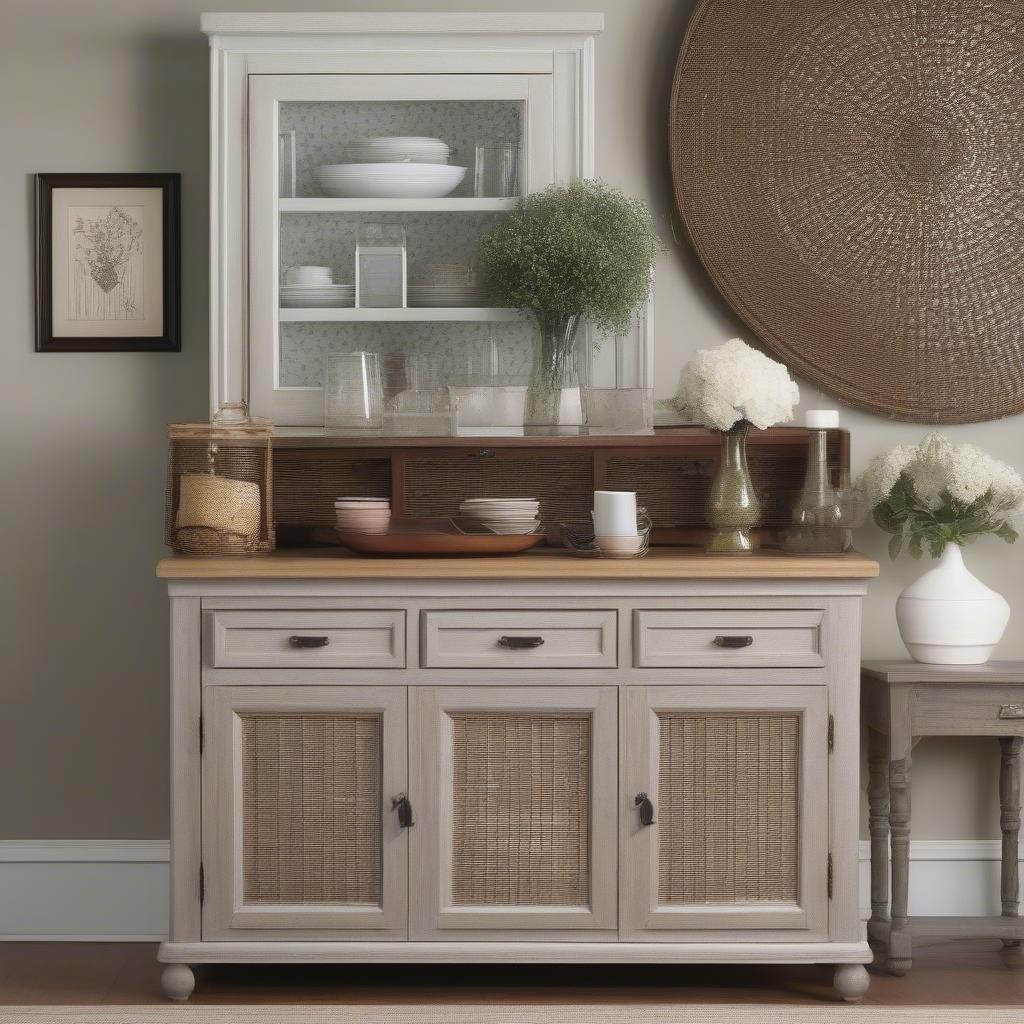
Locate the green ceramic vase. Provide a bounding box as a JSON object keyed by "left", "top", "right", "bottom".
{"left": 705, "top": 420, "right": 762, "bottom": 554}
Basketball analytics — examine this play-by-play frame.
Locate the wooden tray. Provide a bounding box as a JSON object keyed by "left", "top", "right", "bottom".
{"left": 335, "top": 518, "right": 545, "bottom": 556}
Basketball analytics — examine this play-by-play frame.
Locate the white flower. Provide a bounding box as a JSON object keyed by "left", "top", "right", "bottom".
{"left": 857, "top": 431, "right": 1024, "bottom": 514}
{"left": 855, "top": 444, "right": 917, "bottom": 509}
{"left": 667, "top": 338, "right": 799, "bottom": 431}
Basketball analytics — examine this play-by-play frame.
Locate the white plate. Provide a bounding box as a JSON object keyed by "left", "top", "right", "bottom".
{"left": 348, "top": 136, "right": 450, "bottom": 163}
{"left": 281, "top": 295, "right": 355, "bottom": 308}
{"left": 314, "top": 163, "right": 467, "bottom": 199}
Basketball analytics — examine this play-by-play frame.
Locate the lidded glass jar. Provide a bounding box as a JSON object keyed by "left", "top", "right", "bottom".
{"left": 165, "top": 403, "right": 274, "bottom": 556}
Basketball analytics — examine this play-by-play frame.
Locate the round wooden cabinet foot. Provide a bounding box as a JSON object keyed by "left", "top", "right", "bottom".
{"left": 833, "top": 963, "right": 870, "bottom": 1001}
{"left": 161, "top": 963, "right": 195, "bottom": 1002}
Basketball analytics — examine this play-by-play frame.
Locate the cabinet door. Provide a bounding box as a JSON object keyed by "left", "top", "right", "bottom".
{"left": 622, "top": 685, "right": 829, "bottom": 939}
{"left": 410, "top": 686, "right": 617, "bottom": 939}
{"left": 202, "top": 685, "right": 407, "bottom": 939}
{"left": 247, "top": 73, "right": 555, "bottom": 425}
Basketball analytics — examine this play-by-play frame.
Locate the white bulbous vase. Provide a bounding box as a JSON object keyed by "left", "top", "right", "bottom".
{"left": 895, "top": 544, "right": 1010, "bottom": 665}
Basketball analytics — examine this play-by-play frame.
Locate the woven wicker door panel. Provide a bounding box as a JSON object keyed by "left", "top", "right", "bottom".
{"left": 241, "top": 713, "right": 382, "bottom": 905}
{"left": 449, "top": 713, "right": 591, "bottom": 907}
{"left": 657, "top": 712, "right": 800, "bottom": 905}
{"left": 409, "top": 686, "right": 617, "bottom": 936}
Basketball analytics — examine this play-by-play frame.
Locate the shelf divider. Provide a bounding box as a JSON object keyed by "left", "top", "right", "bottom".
{"left": 279, "top": 307, "right": 524, "bottom": 323}
{"left": 279, "top": 197, "right": 519, "bottom": 213}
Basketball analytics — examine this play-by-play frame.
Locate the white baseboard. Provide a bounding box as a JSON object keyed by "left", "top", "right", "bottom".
{"left": 0, "top": 841, "right": 170, "bottom": 940}
{"left": 0, "top": 840, "right": 1020, "bottom": 940}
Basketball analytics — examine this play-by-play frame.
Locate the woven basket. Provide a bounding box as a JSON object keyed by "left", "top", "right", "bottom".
{"left": 670, "top": 0, "right": 1024, "bottom": 424}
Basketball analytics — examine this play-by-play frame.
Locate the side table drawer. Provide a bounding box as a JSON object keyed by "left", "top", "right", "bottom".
{"left": 421, "top": 609, "right": 617, "bottom": 669}
{"left": 633, "top": 609, "right": 825, "bottom": 668}
{"left": 207, "top": 610, "right": 406, "bottom": 669}
{"left": 911, "top": 686, "right": 1024, "bottom": 737}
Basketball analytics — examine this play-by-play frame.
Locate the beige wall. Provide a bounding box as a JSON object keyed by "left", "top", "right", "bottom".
{"left": 1, "top": 0, "right": 1020, "bottom": 840}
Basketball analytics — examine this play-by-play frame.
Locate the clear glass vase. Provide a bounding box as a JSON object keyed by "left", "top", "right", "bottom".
{"left": 705, "top": 420, "right": 762, "bottom": 554}
{"left": 525, "top": 314, "right": 582, "bottom": 434}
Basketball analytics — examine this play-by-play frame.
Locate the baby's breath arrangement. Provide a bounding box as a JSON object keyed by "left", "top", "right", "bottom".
{"left": 477, "top": 179, "right": 658, "bottom": 334}
{"left": 857, "top": 433, "right": 1024, "bottom": 560}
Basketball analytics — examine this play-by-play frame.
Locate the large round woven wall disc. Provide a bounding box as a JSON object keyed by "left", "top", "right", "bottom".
{"left": 669, "top": 0, "right": 1024, "bottom": 424}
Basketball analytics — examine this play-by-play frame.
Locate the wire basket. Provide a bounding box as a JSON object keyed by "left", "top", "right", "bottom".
{"left": 165, "top": 405, "right": 274, "bottom": 556}
{"left": 560, "top": 509, "right": 652, "bottom": 559}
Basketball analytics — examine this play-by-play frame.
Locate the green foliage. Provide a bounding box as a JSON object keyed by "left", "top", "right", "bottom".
{"left": 873, "top": 474, "right": 1020, "bottom": 560}
{"left": 476, "top": 179, "right": 658, "bottom": 334}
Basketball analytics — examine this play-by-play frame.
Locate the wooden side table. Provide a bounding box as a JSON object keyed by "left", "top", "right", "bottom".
{"left": 862, "top": 660, "right": 1024, "bottom": 974}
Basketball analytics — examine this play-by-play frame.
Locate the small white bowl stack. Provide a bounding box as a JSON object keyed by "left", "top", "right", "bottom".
{"left": 314, "top": 136, "right": 467, "bottom": 199}
{"left": 334, "top": 497, "right": 391, "bottom": 535}
{"left": 281, "top": 266, "right": 354, "bottom": 309}
{"left": 459, "top": 498, "right": 541, "bottom": 535}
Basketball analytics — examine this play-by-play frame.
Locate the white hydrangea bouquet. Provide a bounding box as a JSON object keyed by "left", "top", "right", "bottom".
{"left": 665, "top": 338, "right": 799, "bottom": 553}
{"left": 664, "top": 337, "right": 800, "bottom": 430}
{"left": 857, "top": 432, "right": 1023, "bottom": 560}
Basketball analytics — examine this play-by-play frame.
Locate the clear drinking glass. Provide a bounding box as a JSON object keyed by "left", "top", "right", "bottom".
{"left": 278, "top": 130, "right": 296, "bottom": 198}
{"left": 474, "top": 141, "right": 520, "bottom": 198}
{"left": 582, "top": 388, "right": 654, "bottom": 435}
{"left": 324, "top": 351, "right": 384, "bottom": 433}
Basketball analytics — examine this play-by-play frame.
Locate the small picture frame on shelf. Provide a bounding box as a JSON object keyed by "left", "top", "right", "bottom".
{"left": 35, "top": 172, "right": 181, "bottom": 352}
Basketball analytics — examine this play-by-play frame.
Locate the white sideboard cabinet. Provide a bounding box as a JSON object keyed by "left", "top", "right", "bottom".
{"left": 157, "top": 551, "right": 877, "bottom": 1002}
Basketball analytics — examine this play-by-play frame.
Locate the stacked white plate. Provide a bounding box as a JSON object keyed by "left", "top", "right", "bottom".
{"left": 408, "top": 284, "right": 487, "bottom": 308}
{"left": 459, "top": 498, "right": 541, "bottom": 535}
{"left": 334, "top": 497, "right": 391, "bottom": 535}
{"left": 314, "top": 163, "right": 466, "bottom": 199}
{"left": 347, "top": 136, "right": 451, "bottom": 165}
{"left": 281, "top": 284, "right": 355, "bottom": 309}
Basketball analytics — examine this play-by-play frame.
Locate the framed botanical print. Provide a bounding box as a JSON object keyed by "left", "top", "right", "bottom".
{"left": 35, "top": 173, "right": 181, "bottom": 352}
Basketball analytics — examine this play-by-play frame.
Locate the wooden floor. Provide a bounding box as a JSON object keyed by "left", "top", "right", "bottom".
{"left": 0, "top": 940, "right": 1022, "bottom": 1006}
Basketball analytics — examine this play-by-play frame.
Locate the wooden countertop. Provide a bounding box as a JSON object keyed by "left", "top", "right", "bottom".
{"left": 157, "top": 547, "right": 879, "bottom": 580}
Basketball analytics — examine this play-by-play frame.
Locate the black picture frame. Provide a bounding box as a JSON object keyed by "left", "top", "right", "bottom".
{"left": 35, "top": 172, "right": 181, "bottom": 352}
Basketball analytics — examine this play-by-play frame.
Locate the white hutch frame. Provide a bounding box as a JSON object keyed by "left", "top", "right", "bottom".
{"left": 203, "top": 12, "right": 652, "bottom": 424}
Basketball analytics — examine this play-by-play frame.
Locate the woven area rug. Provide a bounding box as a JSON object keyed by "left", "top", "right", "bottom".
{"left": 0, "top": 1008, "right": 1018, "bottom": 1024}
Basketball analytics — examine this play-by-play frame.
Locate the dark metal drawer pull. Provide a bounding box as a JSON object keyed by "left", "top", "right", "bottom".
{"left": 999, "top": 704, "right": 1024, "bottom": 720}
{"left": 392, "top": 794, "right": 415, "bottom": 828}
{"left": 498, "top": 635, "right": 545, "bottom": 650}
{"left": 634, "top": 792, "right": 656, "bottom": 827}
{"left": 288, "top": 635, "right": 330, "bottom": 649}
{"left": 713, "top": 635, "right": 754, "bottom": 649}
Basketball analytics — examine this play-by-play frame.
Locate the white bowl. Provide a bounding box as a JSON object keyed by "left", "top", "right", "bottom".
{"left": 314, "top": 163, "right": 467, "bottom": 199}
{"left": 348, "top": 136, "right": 450, "bottom": 164}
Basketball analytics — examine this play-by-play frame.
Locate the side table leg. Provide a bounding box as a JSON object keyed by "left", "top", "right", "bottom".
{"left": 886, "top": 755, "right": 912, "bottom": 975}
{"left": 999, "top": 736, "right": 1022, "bottom": 949}
{"left": 868, "top": 729, "right": 891, "bottom": 930}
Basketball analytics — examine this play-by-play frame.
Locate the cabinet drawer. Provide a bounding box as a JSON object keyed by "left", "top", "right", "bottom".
{"left": 911, "top": 686, "right": 1024, "bottom": 737}
{"left": 421, "top": 610, "right": 617, "bottom": 669}
{"left": 633, "top": 610, "right": 824, "bottom": 668}
{"left": 207, "top": 610, "right": 405, "bottom": 668}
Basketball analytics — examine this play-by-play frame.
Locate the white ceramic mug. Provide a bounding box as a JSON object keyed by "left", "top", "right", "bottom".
{"left": 285, "top": 265, "right": 333, "bottom": 286}
{"left": 592, "top": 490, "right": 638, "bottom": 537}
